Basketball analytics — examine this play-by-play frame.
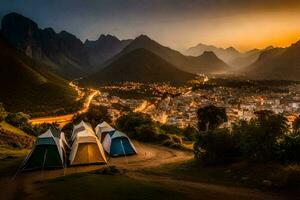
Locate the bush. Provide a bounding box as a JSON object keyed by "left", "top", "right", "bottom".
{"left": 183, "top": 126, "right": 198, "bottom": 141}
{"left": 116, "top": 112, "right": 153, "bottom": 134}
{"left": 160, "top": 125, "right": 183, "bottom": 135}
{"left": 277, "top": 131, "right": 300, "bottom": 163}
{"left": 5, "top": 112, "right": 30, "bottom": 129}
{"left": 72, "top": 105, "right": 111, "bottom": 128}
{"left": 194, "top": 128, "right": 238, "bottom": 165}
{"left": 232, "top": 111, "right": 288, "bottom": 162}
{"left": 134, "top": 124, "right": 159, "bottom": 142}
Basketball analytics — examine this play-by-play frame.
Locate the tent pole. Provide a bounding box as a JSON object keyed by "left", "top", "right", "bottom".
{"left": 120, "top": 140, "right": 128, "bottom": 164}
{"left": 41, "top": 148, "right": 48, "bottom": 182}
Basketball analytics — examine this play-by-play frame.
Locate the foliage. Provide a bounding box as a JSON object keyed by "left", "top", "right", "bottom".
{"left": 134, "top": 124, "right": 160, "bottom": 142}
{"left": 197, "top": 105, "right": 227, "bottom": 132}
{"left": 116, "top": 112, "right": 153, "bottom": 135}
{"left": 116, "top": 112, "right": 186, "bottom": 149}
{"left": 194, "top": 128, "right": 238, "bottom": 165}
{"left": 277, "top": 131, "right": 300, "bottom": 163}
{"left": 194, "top": 106, "right": 298, "bottom": 164}
{"left": 182, "top": 126, "right": 198, "bottom": 141}
{"left": 232, "top": 111, "right": 288, "bottom": 161}
{"left": 5, "top": 112, "right": 30, "bottom": 129}
{"left": 72, "top": 105, "right": 111, "bottom": 128}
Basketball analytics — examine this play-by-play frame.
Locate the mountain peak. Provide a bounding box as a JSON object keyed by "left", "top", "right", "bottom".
{"left": 226, "top": 46, "right": 240, "bottom": 53}
{"left": 1, "top": 12, "right": 39, "bottom": 34}
{"left": 98, "top": 34, "right": 120, "bottom": 41}
{"left": 135, "top": 34, "right": 152, "bottom": 42}
{"left": 201, "top": 51, "right": 217, "bottom": 57}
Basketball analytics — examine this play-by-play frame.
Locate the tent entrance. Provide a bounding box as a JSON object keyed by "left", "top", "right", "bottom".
{"left": 72, "top": 143, "right": 105, "bottom": 165}
{"left": 24, "top": 145, "right": 62, "bottom": 170}
{"left": 110, "top": 138, "right": 136, "bottom": 156}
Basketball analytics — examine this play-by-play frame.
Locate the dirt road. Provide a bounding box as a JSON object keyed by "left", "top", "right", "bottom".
{"left": 0, "top": 142, "right": 288, "bottom": 200}
{"left": 28, "top": 90, "right": 99, "bottom": 127}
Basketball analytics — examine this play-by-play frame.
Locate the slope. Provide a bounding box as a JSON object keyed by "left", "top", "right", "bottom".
{"left": 83, "top": 48, "right": 196, "bottom": 86}
{"left": 103, "top": 35, "right": 230, "bottom": 74}
{"left": 0, "top": 34, "right": 77, "bottom": 114}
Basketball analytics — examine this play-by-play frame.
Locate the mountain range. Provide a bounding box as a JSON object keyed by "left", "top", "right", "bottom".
{"left": 84, "top": 34, "right": 132, "bottom": 70}
{"left": 183, "top": 43, "right": 268, "bottom": 68}
{"left": 1, "top": 13, "right": 132, "bottom": 79}
{"left": 83, "top": 48, "right": 196, "bottom": 86}
{"left": 244, "top": 41, "right": 300, "bottom": 80}
{"left": 102, "top": 35, "right": 230, "bottom": 75}
{"left": 1, "top": 11, "right": 300, "bottom": 105}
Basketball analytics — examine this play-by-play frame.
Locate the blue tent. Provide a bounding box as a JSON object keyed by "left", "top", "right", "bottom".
{"left": 102, "top": 131, "right": 137, "bottom": 156}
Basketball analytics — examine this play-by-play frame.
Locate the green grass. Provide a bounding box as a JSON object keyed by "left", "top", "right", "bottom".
{"left": 36, "top": 172, "right": 187, "bottom": 200}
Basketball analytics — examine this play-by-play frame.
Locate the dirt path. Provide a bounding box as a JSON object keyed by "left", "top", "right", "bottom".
{"left": 0, "top": 142, "right": 287, "bottom": 200}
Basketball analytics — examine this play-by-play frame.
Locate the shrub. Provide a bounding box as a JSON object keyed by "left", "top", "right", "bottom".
{"left": 116, "top": 112, "right": 153, "bottom": 134}
{"left": 5, "top": 112, "right": 30, "bottom": 129}
{"left": 232, "top": 111, "right": 288, "bottom": 162}
{"left": 277, "top": 131, "right": 300, "bottom": 163}
{"left": 134, "top": 124, "right": 159, "bottom": 142}
{"left": 72, "top": 105, "right": 111, "bottom": 128}
{"left": 183, "top": 126, "right": 198, "bottom": 141}
{"left": 194, "top": 128, "right": 238, "bottom": 165}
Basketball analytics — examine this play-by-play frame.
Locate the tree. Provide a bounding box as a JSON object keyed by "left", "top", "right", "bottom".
{"left": 233, "top": 110, "right": 288, "bottom": 161}
{"left": 197, "top": 105, "right": 227, "bottom": 132}
{"left": 193, "top": 128, "right": 237, "bottom": 165}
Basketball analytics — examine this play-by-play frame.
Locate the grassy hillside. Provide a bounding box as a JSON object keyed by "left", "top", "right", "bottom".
{"left": 0, "top": 34, "right": 79, "bottom": 115}
{"left": 0, "top": 121, "right": 33, "bottom": 158}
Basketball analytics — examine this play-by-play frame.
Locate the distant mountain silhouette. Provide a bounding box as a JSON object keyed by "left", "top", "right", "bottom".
{"left": 84, "top": 34, "right": 132, "bottom": 69}
{"left": 1, "top": 12, "right": 90, "bottom": 79}
{"left": 0, "top": 34, "right": 77, "bottom": 113}
{"left": 184, "top": 43, "right": 261, "bottom": 68}
{"left": 104, "top": 35, "right": 229, "bottom": 74}
{"left": 1, "top": 12, "right": 131, "bottom": 79}
{"left": 83, "top": 48, "right": 196, "bottom": 86}
{"left": 244, "top": 40, "right": 300, "bottom": 80}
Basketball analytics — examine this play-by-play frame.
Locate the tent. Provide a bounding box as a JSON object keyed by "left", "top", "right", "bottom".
{"left": 69, "top": 121, "right": 107, "bottom": 165}
{"left": 22, "top": 128, "right": 68, "bottom": 171}
{"left": 102, "top": 130, "right": 137, "bottom": 156}
{"left": 95, "top": 121, "right": 115, "bottom": 143}
{"left": 71, "top": 120, "right": 94, "bottom": 141}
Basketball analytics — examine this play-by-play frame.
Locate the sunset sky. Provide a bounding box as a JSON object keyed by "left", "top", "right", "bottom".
{"left": 1, "top": 0, "right": 300, "bottom": 52}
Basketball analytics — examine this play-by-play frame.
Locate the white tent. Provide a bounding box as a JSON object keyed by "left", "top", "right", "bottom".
{"left": 95, "top": 121, "right": 115, "bottom": 142}
{"left": 71, "top": 120, "right": 94, "bottom": 141}
{"left": 22, "top": 128, "right": 68, "bottom": 170}
{"left": 69, "top": 121, "right": 107, "bottom": 165}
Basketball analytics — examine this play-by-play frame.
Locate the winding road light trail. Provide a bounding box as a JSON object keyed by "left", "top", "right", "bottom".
{"left": 28, "top": 82, "right": 100, "bottom": 127}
